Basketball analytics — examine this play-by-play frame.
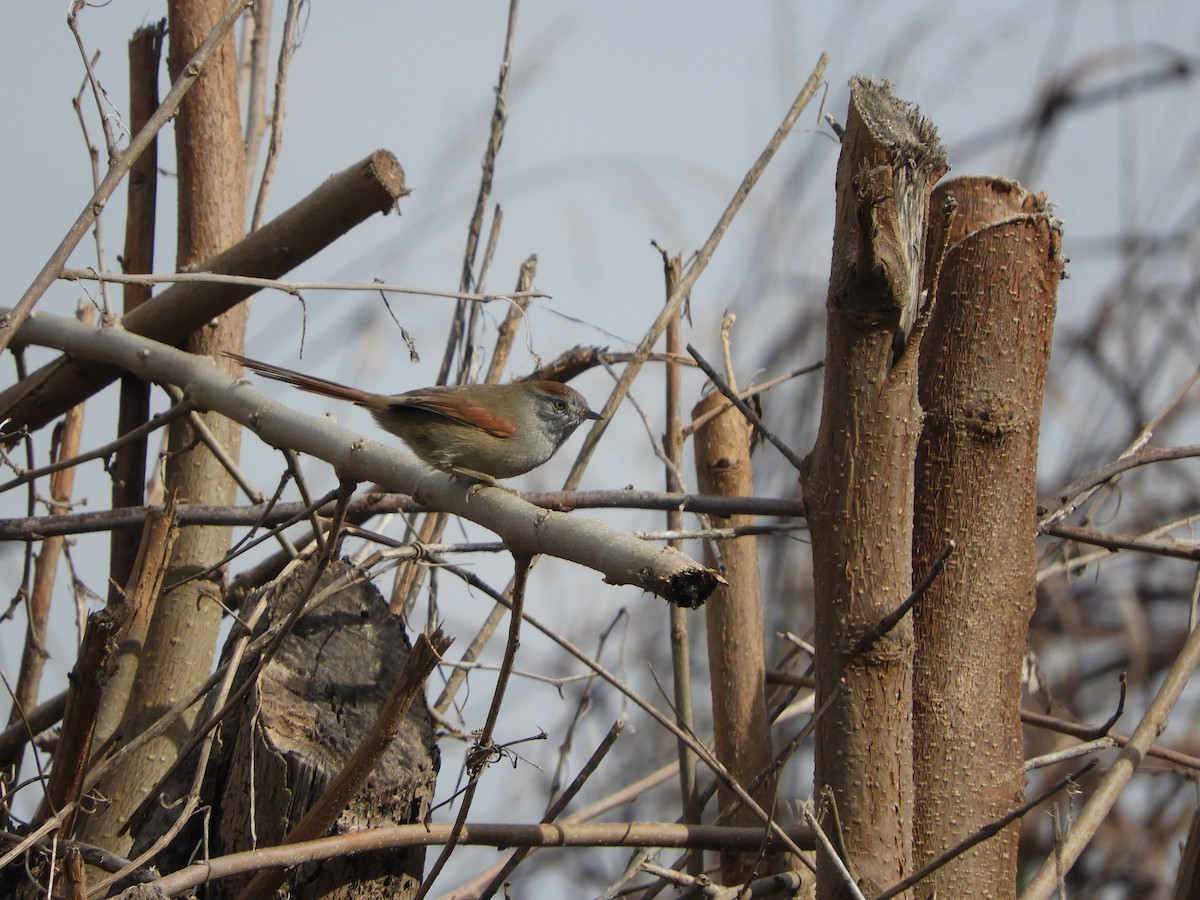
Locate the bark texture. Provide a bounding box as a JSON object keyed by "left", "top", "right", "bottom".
{"left": 800, "top": 76, "right": 946, "bottom": 899}
{"left": 693, "top": 391, "right": 781, "bottom": 885}
{"left": 133, "top": 560, "right": 438, "bottom": 899}
{"left": 911, "top": 175, "right": 1062, "bottom": 898}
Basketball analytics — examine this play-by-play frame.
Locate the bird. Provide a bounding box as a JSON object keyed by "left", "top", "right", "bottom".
{"left": 226, "top": 353, "right": 601, "bottom": 487}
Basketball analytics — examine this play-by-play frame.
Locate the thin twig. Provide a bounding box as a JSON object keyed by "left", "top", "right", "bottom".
{"left": 544, "top": 611, "right": 624, "bottom": 799}
{"left": 159, "top": 485, "right": 342, "bottom": 596}
{"left": 477, "top": 716, "right": 627, "bottom": 899}
{"left": 67, "top": 2, "right": 121, "bottom": 160}
{"left": 59, "top": 267, "right": 546, "bottom": 304}
{"left": 1046, "top": 521, "right": 1200, "bottom": 562}
{"left": 461, "top": 204, "right": 504, "bottom": 370}
{"left": 1025, "top": 737, "right": 1117, "bottom": 772}
{"left": 438, "top": 0, "right": 521, "bottom": 386}
{"left": 180, "top": 405, "right": 265, "bottom": 503}
{"left": 1039, "top": 369, "right": 1200, "bottom": 528}
{"left": 250, "top": 0, "right": 300, "bottom": 230}
{"left": 429, "top": 556, "right": 811, "bottom": 864}
{"left": 1021, "top": 708, "right": 1200, "bottom": 773}
{"left": 432, "top": 602, "right": 509, "bottom": 717}
{"left": 485, "top": 255, "right": 537, "bottom": 383}
{"left": 682, "top": 361, "right": 823, "bottom": 438}
{"left": 0, "top": 400, "right": 192, "bottom": 496}
{"left": 638, "top": 676, "right": 838, "bottom": 899}
{"left": 415, "top": 552, "right": 532, "bottom": 900}
{"left": 601, "top": 355, "right": 688, "bottom": 487}
{"left": 804, "top": 805, "right": 866, "bottom": 900}
{"left": 1039, "top": 511, "right": 1200, "bottom": 582}
{"left": 1040, "top": 443, "right": 1200, "bottom": 529}
{"left": 688, "top": 344, "right": 807, "bottom": 474}
{"left": 282, "top": 447, "right": 321, "bottom": 555}
{"left": 881, "top": 762, "right": 1097, "bottom": 900}
{"left": 68, "top": 50, "right": 115, "bottom": 320}
{"left": 240, "top": 0, "right": 273, "bottom": 198}
{"left": 854, "top": 540, "right": 955, "bottom": 654}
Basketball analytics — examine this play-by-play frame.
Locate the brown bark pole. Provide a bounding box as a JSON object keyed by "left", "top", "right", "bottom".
{"left": 800, "top": 77, "right": 946, "bottom": 899}
{"left": 80, "top": 0, "right": 247, "bottom": 856}
{"left": 108, "top": 21, "right": 165, "bottom": 607}
{"left": 32, "top": 611, "right": 117, "bottom": 836}
{"left": 911, "top": 176, "right": 1062, "bottom": 899}
{"left": 693, "top": 391, "right": 781, "bottom": 885}
{"left": 662, "top": 253, "right": 701, "bottom": 871}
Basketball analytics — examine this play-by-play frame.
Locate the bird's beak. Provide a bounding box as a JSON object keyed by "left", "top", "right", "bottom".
{"left": 585, "top": 407, "right": 603, "bottom": 420}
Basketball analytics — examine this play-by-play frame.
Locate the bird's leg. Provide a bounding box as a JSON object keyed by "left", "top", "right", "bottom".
{"left": 447, "top": 465, "right": 515, "bottom": 497}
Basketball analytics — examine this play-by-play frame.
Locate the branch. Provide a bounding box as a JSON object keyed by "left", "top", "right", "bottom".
{"left": 1046, "top": 521, "right": 1200, "bottom": 562}
{"left": 1021, "top": 708, "right": 1200, "bottom": 773}
{"left": 137, "top": 822, "right": 815, "bottom": 898}
{"left": 879, "top": 763, "right": 1096, "bottom": 900}
{"left": 59, "top": 268, "right": 544, "bottom": 304}
{"left": 1039, "top": 444, "right": 1200, "bottom": 528}
{"left": 7, "top": 309, "right": 718, "bottom": 608}
{"left": 0, "top": 493, "right": 805, "bottom": 541}
{"left": 415, "top": 555, "right": 529, "bottom": 899}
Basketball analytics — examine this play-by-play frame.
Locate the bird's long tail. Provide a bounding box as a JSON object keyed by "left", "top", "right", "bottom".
{"left": 224, "top": 352, "right": 372, "bottom": 405}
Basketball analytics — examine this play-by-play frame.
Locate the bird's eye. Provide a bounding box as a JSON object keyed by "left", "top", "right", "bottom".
{"left": 554, "top": 399, "right": 568, "bottom": 412}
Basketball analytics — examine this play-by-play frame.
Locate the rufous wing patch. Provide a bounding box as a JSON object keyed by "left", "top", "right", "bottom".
{"left": 395, "top": 394, "right": 517, "bottom": 438}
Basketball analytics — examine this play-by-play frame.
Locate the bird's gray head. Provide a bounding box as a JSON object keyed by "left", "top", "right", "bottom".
{"left": 529, "top": 381, "right": 602, "bottom": 446}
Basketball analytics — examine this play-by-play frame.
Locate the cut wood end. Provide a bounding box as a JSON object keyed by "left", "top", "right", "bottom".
{"left": 368, "top": 149, "right": 410, "bottom": 202}
{"left": 848, "top": 75, "right": 948, "bottom": 174}
{"left": 641, "top": 561, "right": 725, "bottom": 609}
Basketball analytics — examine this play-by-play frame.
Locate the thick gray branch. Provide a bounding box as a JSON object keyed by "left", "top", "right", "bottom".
{"left": 7, "top": 308, "right": 718, "bottom": 608}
